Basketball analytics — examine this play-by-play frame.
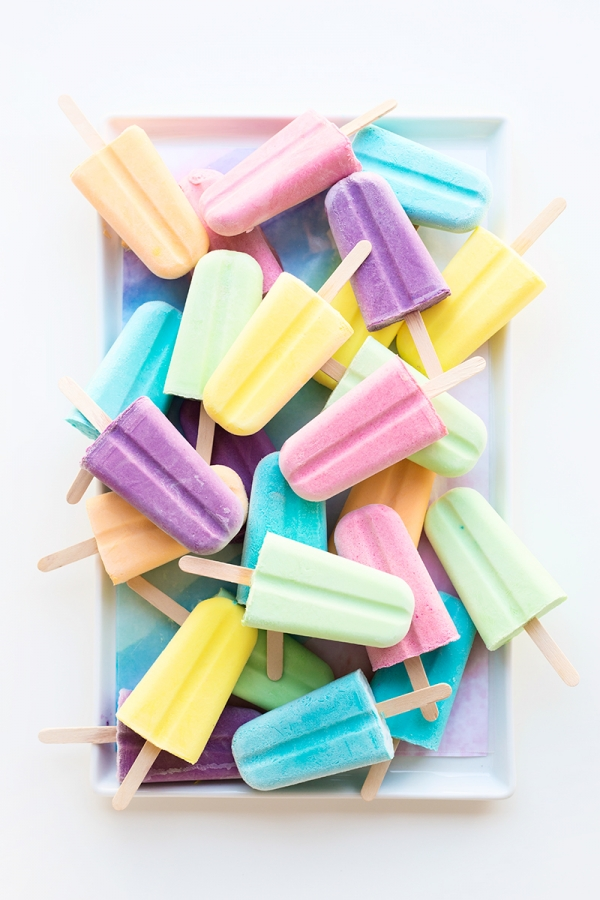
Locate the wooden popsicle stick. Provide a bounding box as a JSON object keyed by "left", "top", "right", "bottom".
{"left": 266, "top": 631, "right": 284, "bottom": 681}
{"left": 38, "top": 726, "right": 117, "bottom": 744}
{"left": 403, "top": 655, "right": 439, "bottom": 721}
{"left": 196, "top": 403, "right": 216, "bottom": 464}
{"left": 361, "top": 738, "right": 400, "bottom": 802}
{"left": 404, "top": 311, "right": 444, "bottom": 379}
{"left": 58, "top": 95, "right": 105, "bottom": 152}
{"left": 375, "top": 682, "right": 451, "bottom": 718}
{"left": 179, "top": 555, "right": 253, "bottom": 586}
{"left": 127, "top": 576, "right": 190, "bottom": 627}
{"left": 523, "top": 618, "right": 579, "bottom": 686}
{"left": 66, "top": 468, "right": 94, "bottom": 504}
{"left": 112, "top": 740, "right": 161, "bottom": 810}
{"left": 318, "top": 240, "right": 372, "bottom": 304}
{"left": 423, "top": 356, "right": 486, "bottom": 399}
{"left": 58, "top": 376, "right": 112, "bottom": 433}
{"left": 510, "top": 198, "right": 566, "bottom": 256}
{"left": 319, "top": 357, "right": 347, "bottom": 382}
{"left": 340, "top": 100, "right": 398, "bottom": 137}
{"left": 37, "top": 537, "right": 99, "bottom": 572}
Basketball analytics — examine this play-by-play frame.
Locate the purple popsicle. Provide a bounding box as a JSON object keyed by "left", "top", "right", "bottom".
{"left": 325, "top": 172, "right": 451, "bottom": 331}
{"left": 116, "top": 692, "right": 260, "bottom": 783}
{"left": 81, "top": 396, "right": 245, "bottom": 554}
{"left": 180, "top": 169, "right": 282, "bottom": 293}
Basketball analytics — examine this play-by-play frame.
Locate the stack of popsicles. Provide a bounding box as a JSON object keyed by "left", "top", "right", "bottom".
{"left": 39, "top": 95, "right": 577, "bottom": 809}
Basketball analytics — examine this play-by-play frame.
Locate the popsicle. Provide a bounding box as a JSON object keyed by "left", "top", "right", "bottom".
{"left": 279, "top": 355, "right": 486, "bottom": 502}
{"left": 231, "top": 670, "right": 451, "bottom": 792}
{"left": 179, "top": 532, "right": 415, "bottom": 648}
{"left": 324, "top": 336, "right": 487, "bottom": 478}
{"left": 325, "top": 172, "right": 451, "bottom": 336}
{"left": 425, "top": 488, "right": 579, "bottom": 685}
{"left": 59, "top": 379, "right": 246, "bottom": 555}
{"left": 396, "top": 199, "right": 566, "bottom": 373}
{"left": 39, "top": 703, "right": 261, "bottom": 784}
{"left": 199, "top": 101, "right": 397, "bottom": 236}
{"left": 352, "top": 124, "right": 493, "bottom": 232}
{"left": 164, "top": 250, "right": 263, "bottom": 459}
{"left": 203, "top": 242, "right": 370, "bottom": 435}
{"left": 180, "top": 168, "right": 282, "bottom": 291}
{"left": 59, "top": 96, "right": 208, "bottom": 279}
{"left": 334, "top": 506, "right": 459, "bottom": 720}
{"left": 114, "top": 594, "right": 258, "bottom": 808}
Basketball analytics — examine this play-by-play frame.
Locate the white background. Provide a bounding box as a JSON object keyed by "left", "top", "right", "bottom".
{"left": 2, "top": 1, "right": 598, "bottom": 897}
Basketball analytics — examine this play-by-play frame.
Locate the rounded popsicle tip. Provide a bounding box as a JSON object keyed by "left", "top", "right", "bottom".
{"left": 38, "top": 729, "right": 53, "bottom": 743}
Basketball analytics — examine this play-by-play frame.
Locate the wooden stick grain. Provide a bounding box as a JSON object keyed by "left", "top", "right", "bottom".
{"left": 361, "top": 738, "right": 400, "bottom": 802}
{"left": 58, "top": 95, "right": 105, "bottom": 152}
{"left": 319, "top": 357, "right": 347, "bottom": 383}
{"left": 524, "top": 617, "right": 579, "bottom": 686}
{"left": 510, "top": 198, "right": 566, "bottom": 256}
{"left": 340, "top": 100, "right": 397, "bottom": 137}
{"left": 318, "top": 240, "right": 371, "bottom": 304}
{"left": 127, "top": 576, "right": 190, "bottom": 626}
{"left": 179, "top": 555, "right": 253, "bottom": 586}
{"left": 66, "top": 468, "right": 94, "bottom": 505}
{"left": 375, "top": 682, "right": 451, "bottom": 718}
{"left": 404, "top": 655, "right": 438, "bottom": 721}
{"left": 424, "top": 356, "right": 486, "bottom": 399}
{"left": 196, "top": 403, "right": 216, "bottom": 464}
{"left": 38, "top": 726, "right": 117, "bottom": 744}
{"left": 58, "top": 377, "right": 112, "bottom": 433}
{"left": 266, "top": 631, "right": 284, "bottom": 681}
{"left": 37, "top": 537, "right": 99, "bottom": 572}
{"left": 404, "top": 311, "right": 444, "bottom": 379}
{"left": 112, "top": 740, "right": 161, "bottom": 810}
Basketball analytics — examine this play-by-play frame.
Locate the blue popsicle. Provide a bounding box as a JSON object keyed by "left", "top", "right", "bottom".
{"left": 352, "top": 125, "right": 492, "bottom": 233}
{"left": 237, "top": 451, "right": 327, "bottom": 604}
{"left": 66, "top": 300, "right": 181, "bottom": 439}
{"left": 370, "top": 592, "right": 476, "bottom": 751}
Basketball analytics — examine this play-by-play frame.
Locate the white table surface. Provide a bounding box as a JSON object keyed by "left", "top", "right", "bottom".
{"left": 2, "top": 1, "right": 598, "bottom": 897}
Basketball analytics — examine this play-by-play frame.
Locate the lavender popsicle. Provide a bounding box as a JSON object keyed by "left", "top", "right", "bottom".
{"left": 81, "top": 396, "right": 245, "bottom": 554}
{"left": 325, "top": 172, "right": 450, "bottom": 331}
{"left": 116, "top": 692, "right": 260, "bottom": 783}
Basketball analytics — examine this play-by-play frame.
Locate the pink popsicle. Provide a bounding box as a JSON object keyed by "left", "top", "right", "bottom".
{"left": 199, "top": 110, "right": 361, "bottom": 236}
{"left": 180, "top": 168, "right": 282, "bottom": 292}
{"left": 279, "top": 357, "right": 447, "bottom": 502}
{"left": 334, "top": 505, "right": 459, "bottom": 669}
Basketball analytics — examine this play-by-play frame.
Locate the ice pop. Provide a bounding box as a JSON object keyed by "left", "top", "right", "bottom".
{"left": 66, "top": 300, "right": 181, "bottom": 440}
{"left": 180, "top": 532, "right": 415, "bottom": 648}
{"left": 199, "top": 102, "right": 398, "bottom": 237}
{"left": 325, "top": 337, "right": 487, "bottom": 478}
{"left": 325, "top": 171, "right": 450, "bottom": 331}
{"left": 60, "top": 96, "right": 208, "bottom": 279}
{"left": 352, "top": 125, "right": 493, "bottom": 232}
{"left": 396, "top": 200, "right": 566, "bottom": 373}
{"left": 114, "top": 594, "right": 258, "bottom": 808}
{"left": 425, "top": 488, "right": 578, "bottom": 685}
{"left": 203, "top": 243, "right": 371, "bottom": 435}
{"left": 279, "top": 355, "right": 485, "bottom": 502}
{"left": 180, "top": 168, "right": 282, "bottom": 291}
{"left": 231, "top": 670, "right": 451, "bottom": 791}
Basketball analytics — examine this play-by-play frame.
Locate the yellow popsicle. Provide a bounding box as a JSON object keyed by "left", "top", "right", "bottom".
{"left": 87, "top": 492, "right": 187, "bottom": 584}
{"left": 71, "top": 125, "right": 208, "bottom": 279}
{"left": 203, "top": 272, "right": 353, "bottom": 435}
{"left": 396, "top": 227, "right": 546, "bottom": 373}
{"left": 313, "top": 281, "right": 400, "bottom": 389}
{"left": 117, "top": 595, "right": 257, "bottom": 763}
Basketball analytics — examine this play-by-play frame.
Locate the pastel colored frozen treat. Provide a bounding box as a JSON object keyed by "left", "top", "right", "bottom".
{"left": 325, "top": 172, "right": 450, "bottom": 330}
{"left": 180, "top": 168, "right": 282, "bottom": 291}
{"left": 353, "top": 125, "right": 492, "bottom": 232}
{"left": 117, "top": 595, "right": 257, "bottom": 764}
{"left": 81, "top": 397, "right": 245, "bottom": 555}
{"left": 325, "top": 337, "right": 487, "bottom": 478}
{"left": 233, "top": 631, "right": 334, "bottom": 711}
{"left": 203, "top": 272, "right": 353, "bottom": 436}
{"left": 164, "top": 250, "right": 263, "bottom": 400}
{"left": 279, "top": 357, "right": 447, "bottom": 502}
{"left": 241, "top": 532, "right": 414, "bottom": 648}
{"left": 396, "top": 227, "right": 546, "bottom": 374}
{"left": 67, "top": 301, "right": 182, "bottom": 440}
{"left": 237, "top": 452, "right": 327, "bottom": 604}
{"left": 70, "top": 125, "right": 208, "bottom": 278}
{"left": 425, "top": 488, "right": 567, "bottom": 651}
{"left": 312, "top": 282, "right": 400, "bottom": 389}
{"left": 329, "top": 458, "right": 435, "bottom": 553}
{"left": 370, "top": 593, "right": 476, "bottom": 750}
{"left": 116, "top": 692, "right": 260, "bottom": 782}
{"left": 179, "top": 399, "right": 275, "bottom": 502}
{"left": 199, "top": 110, "right": 361, "bottom": 236}
{"left": 86, "top": 492, "right": 187, "bottom": 584}
{"left": 334, "top": 506, "right": 459, "bottom": 670}
{"left": 232, "top": 671, "right": 394, "bottom": 790}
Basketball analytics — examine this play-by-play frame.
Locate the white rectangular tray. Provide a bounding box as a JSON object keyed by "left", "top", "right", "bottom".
{"left": 91, "top": 113, "right": 514, "bottom": 801}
